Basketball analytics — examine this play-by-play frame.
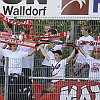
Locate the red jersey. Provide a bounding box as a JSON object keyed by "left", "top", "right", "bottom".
{"left": 40, "top": 93, "right": 53, "bottom": 100}
{"left": 0, "top": 94, "right": 4, "bottom": 100}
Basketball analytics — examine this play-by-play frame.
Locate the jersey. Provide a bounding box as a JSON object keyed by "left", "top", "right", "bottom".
{"left": 76, "top": 35, "right": 94, "bottom": 63}
{"left": 40, "top": 93, "right": 53, "bottom": 100}
{"left": 50, "top": 59, "right": 67, "bottom": 83}
{"left": 0, "top": 48, "right": 28, "bottom": 75}
{"left": 86, "top": 55, "right": 100, "bottom": 80}
{"left": 19, "top": 44, "right": 34, "bottom": 71}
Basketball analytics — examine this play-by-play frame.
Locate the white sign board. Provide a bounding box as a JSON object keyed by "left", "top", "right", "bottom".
{"left": 0, "top": 0, "right": 100, "bottom": 20}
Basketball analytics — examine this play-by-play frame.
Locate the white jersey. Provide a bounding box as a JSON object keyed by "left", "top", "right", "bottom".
{"left": 50, "top": 59, "right": 66, "bottom": 83}
{"left": 76, "top": 35, "right": 94, "bottom": 63}
{"left": 0, "top": 48, "right": 28, "bottom": 75}
{"left": 42, "top": 44, "right": 62, "bottom": 66}
{"left": 19, "top": 44, "right": 35, "bottom": 71}
{"left": 86, "top": 55, "right": 100, "bottom": 80}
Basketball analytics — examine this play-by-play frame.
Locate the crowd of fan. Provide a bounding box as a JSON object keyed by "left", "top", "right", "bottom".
{"left": 0, "top": 17, "right": 100, "bottom": 100}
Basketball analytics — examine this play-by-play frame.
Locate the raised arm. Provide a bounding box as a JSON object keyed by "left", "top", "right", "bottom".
{"left": 2, "top": 43, "right": 7, "bottom": 49}
{"left": 3, "top": 21, "right": 12, "bottom": 33}
{"left": 66, "top": 49, "right": 75, "bottom": 63}
{"left": 28, "top": 48, "right": 36, "bottom": 56}
{"left": 78, "top": 46, "right": 87, "bottom": 57}
{"left": 39, "top": 45, "right": 50, "bottom": 60}
{"left": 66, "top": 45, "right": 87, "bottom": 63}
{"left": 28, "top": 45, "right": 50, "bottom": 60}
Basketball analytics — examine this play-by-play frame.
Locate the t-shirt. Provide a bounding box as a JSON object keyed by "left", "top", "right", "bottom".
{"left": 42, "top": 44, "right": 62, "bottom": 66}
{"left": 50, "top": 59, "right": 67, "bottom": 83}
{"left": 19, "top": 45, "right": 34, "bottom": 71}
{"left": 76, "top": 35, "right": 94, "bottom": 63}
{"left": 0, "top": 48, "right": 28, "bottom": 75}
{"left": 86, "top": 55, "right": 100, "bottom": 80}
{"left": 0, "top": 94, "right": 4, "bottom": 100}
{"left": 40, "top": 93, "right": 53, "bottom": 100}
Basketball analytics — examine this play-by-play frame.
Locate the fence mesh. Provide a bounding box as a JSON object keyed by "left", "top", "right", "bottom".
{"left": 0, "top": 57, "right": 100, "bottom": 100}
{"left": 0, "top": 16, "right": 100, "bottom": 100}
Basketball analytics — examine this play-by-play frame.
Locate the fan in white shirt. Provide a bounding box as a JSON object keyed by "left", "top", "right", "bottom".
{"left": 41, "top": 29, "right": 64, "bottom": 85}
{"left": 18, "top": 30, "right": 36, "bottom": 76}
{"left": 41, "top": 28, "right": 69, "bottom": 85}
{"left": 19, "top": 43, "right": 35, "bottom": 76}
{"left": 78, "top": 46, "right": 100, "bottom": 81}
{"left": 50, "top": 49, "right": 75, "bottom": 83}
{"left": 73, "top": 25, "right": 94, "bottom": 77}
{"left": 0, "top": 44, "right": 49, "bottom": 75}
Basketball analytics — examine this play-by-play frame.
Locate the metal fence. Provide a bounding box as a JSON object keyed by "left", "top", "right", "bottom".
{"left": 0, "top": 57, "right": 100, "bottom": 100}
{"left": 0, "top": 17, "right": 100, "bottom": 100}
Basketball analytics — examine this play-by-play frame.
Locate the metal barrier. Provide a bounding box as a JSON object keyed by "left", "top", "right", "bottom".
{"left": 1, "top": 57, "right": 100, "bottom": 100}
{"left": 31, "top": 77, "right": 100, "bottom": 100}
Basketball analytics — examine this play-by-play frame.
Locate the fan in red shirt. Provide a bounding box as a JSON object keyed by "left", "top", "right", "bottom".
{"left": 40, "top": 93, "right": 53, "bottom": 100}
{"left": 40, "top": 82, "right": 55, "bottom": 100}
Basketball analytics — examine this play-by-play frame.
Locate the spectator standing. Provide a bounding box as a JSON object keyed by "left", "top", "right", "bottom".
{"left": 0, "top": 44, "right": 43, "bottom": 75}
{"left": 41, "top": 29, "right": 63, "bottom": 85}
{"left": 73, "top": 25, "right": 94, "bottom": 77}
{"left": 0, "top": 43, "right": 49, "bottom": 100}
{"left": 50, "top": 49, "right": 75, "bottom": 83}
{"left": 78, "top": 45, "right": 100, "bottom": 81}
{"left": 41, "top": 29, "right": 69, "bottom": 85}
{"left": 19, "top": 44, "right": 35, "bottom": 76}
{"left": 18, "top": 30, "right": 35, "bottom": 77}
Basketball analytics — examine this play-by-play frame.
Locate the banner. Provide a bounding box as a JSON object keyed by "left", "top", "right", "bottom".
{"left": 0, "top": 0, "right": 100, "bottom": 20}
{"left": 33, "top": 80, "right": 100, "bottom": 100}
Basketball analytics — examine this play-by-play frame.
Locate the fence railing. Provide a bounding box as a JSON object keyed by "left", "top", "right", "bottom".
{"left": 0, "top": 57, "right": 99, "bottom": 100}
